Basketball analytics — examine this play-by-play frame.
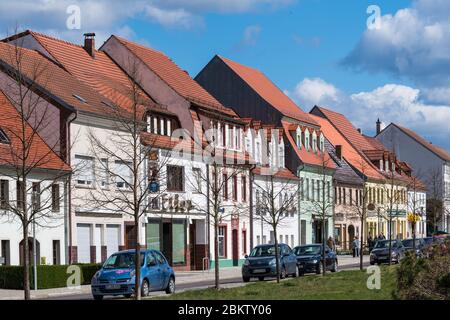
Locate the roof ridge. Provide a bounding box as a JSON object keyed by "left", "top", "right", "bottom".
{"left": 113, "top": 35, "right": 167, "bottom": 57}
{"left": 29, "top": 30, "right": 85, "bottom": 49}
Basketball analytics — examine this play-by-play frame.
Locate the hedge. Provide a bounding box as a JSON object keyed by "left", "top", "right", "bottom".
{"left": 0, "top": 264, "right": 102, "bottom": 289}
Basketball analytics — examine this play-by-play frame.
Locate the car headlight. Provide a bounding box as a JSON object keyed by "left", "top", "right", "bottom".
{"left": 130, "top": 270, "right": 136, "bottom": 278}
{"left": 391, "top": 252, "right": 398, "bottom": 257}
{"left": 243, "top": 259, "right": 250, "bottom": 266}
{"left": 269, "top": 258, "right": 276, "bottom": 266}
{"left": 312, "top": 259, "right": 318, "bottom": 264}
{"left": 92, "top": 271, "right": 101, "bottom": 283}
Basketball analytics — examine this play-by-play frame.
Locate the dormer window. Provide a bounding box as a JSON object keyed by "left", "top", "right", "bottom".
{"left": 305, "top": 130, "right": 310, "bottom": 151}
{"left": 147, "top": 114, "right": 177, "bottom": 136}
{"left": 319, "top": 134, "right": 324, "bottom": 152}
{"left": 0, "top": 128, "right": 10, "bottom": 144}
{"left": 278, "top": 145, "right": 285, "bottom": 168}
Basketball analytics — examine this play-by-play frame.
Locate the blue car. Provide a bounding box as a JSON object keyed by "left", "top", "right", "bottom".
{"left": 242, "top": 243, "right": 298, "bottom": 282}
{"left": 91, "top": 249, "right": 175, "bottom": 300}
{"left": 294, "top": 244, "right": 338, "bottom": 275}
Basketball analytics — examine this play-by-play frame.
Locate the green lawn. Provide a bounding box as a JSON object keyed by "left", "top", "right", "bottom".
{"left": 161, "top": 266, "right": 398, "bottom": 300}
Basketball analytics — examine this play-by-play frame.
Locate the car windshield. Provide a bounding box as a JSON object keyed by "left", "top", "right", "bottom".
{"left": 249, "top": 245, "right": 279, "bottom": 257}
{"left": 294, "top": 245, "right": 321, "bottom": 255}
{"left": 402, "top": 239, "right": 421, "bottom": 247}
{"left": 374, "top": 240, "right": 397, "bottom": 248}
{"left": 103, "top": 252, "right": 145, "bottom": 269}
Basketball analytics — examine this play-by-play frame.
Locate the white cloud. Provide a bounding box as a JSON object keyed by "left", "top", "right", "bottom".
{"left": 290, "top": 78, "right": 341, "bottom": 107}
{"left": 0, "top": 0, "right": 293, "bottom": 39}
{"left": 289, "top": 78, "right": 450, "bottom": 150}
{"left": 342, "top": 0, "right": 450, "bottom": 88}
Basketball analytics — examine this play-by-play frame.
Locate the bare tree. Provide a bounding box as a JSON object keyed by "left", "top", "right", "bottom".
{"left": 426, "top": 168, "right": 444, "bottom": 234}
{"left": 84, "top": 58, "right": 170, "bottom": 300}
{"left": 0, "top": 35, "right": 70, "bottom": 299}
{"left": 253, "top": 173, "right": 298, "bottom": 283}
{"left": 186, "top": 143, "right": 249, "bottom": 290}
{"left": 308, "top": 154, "right": 334, "bottom": 275}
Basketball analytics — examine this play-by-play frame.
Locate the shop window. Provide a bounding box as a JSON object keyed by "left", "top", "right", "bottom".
{"left": 172, "top": 221, "right": 186, "bottom": 265}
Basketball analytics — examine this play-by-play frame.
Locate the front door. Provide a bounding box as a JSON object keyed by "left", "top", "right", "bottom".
{"left": 232, "top": 229, "right": 239, "bottom": 266}
{"left": 125, "top": 224, "right": 137, "bottom": 250}
{"left": 162, "top": 223, "right": 172, "bottom": 266}
{"left": 189, "top": 222, "right": 196, "bottom": 270}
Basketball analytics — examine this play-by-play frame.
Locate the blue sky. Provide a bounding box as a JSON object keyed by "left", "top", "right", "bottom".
{"left": 0, "top": 0, "right": 449, "bottom": 151}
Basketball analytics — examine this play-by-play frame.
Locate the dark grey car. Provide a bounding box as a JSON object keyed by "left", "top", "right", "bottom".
{"left": 370, "top": 239, "right": 405, "bottom": 265}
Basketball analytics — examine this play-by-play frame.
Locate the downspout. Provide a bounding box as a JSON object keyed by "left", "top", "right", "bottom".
{"left": 298, "top": 163, "right": 305, "bottom": 245}
{"left": 206, "top": 164, "right": 211, "bottom": 269}
{"left": 249, "top": 164, "right": 256, "bottom": 250}
{"left": 65, "top": 111, "right": 77, "bottom": 264}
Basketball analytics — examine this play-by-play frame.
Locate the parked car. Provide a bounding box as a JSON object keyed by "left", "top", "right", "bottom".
{"left": 293, "top": 244, "right": 338, "bottom": 275}
{"left": 402, "top": 238, "right": 425, "bottom": 257}
{"left": 91, "top": 249, "right": 175, "bottom": 300}
{"left": 242, "top": 244, "right": 298, "bottom": 282}
{"left": 370, "top": 240, "right": 405, "bottom": 265}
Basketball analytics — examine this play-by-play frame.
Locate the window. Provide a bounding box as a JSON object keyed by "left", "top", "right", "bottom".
{"left": 16, "top": 181, "right": 24, "bottom": 211}
{"left": 262, "top": 235, "right": 267, "bottom": 244}
{"left": 342, "top": 188, "right": 346, "bottom": 205}
{"left": 349, "top": 188, "right": 353, "bottom": 205}
{"left": 222, "top": 123, "right": 226, "bottom": 147}
{"left": 256, "top": 235, "right": 261, "bottom": 245}
{"left": 291, "top": 235, "right": 294, "bottom": 248}
{"left": 241, "top": 176, "right": 247, "bottom": 202}
{"left": 278, "top": 146, "right": 284, "bottom": 168}
{"left": 0, "top": 180, "right": 9, "bottom": 209}
{"left": 305, "top": 178, "right": 309, "bottom": 200}
{"left": 232, "top": 175, "right": 238, "bottom": 201}
{"left": 51, "top": 184, "right": 60, "bottom": 212}
{"left": 99, "top": 159, "right": 109, "bottom": 188}
{"left": 74, "top": 155, "right": 94, "bottom": 186}
{"left": 115, "top": 161, "right": 132, "bottom": 190}
{"left": 167, "top": 165, "right": 184, "bottom": 192}
{"left": 279, "top": 235, "right": 283, "bottom": 244}
{"left": 235, "top": 127, "right": 241, "bottom": 150}
{"left": 193, "top": 168, "right": 202, "bottom": 193}
{"left": 1, "top": 240, "right": 10, "bottom": 265}
{"left": 222, "top": 174, "right": 228, "bottom": 200}
{"left": 52, "top": 240, "right": 60, "bottom": 265}
{"left": 218, "top": 226, "right": 227, "bottom": 258}
{"left": 0, "top": 128, "right": 10, "bottom": 144}
{"left": 285, "top": 235, "right": 289, "bottom": 245}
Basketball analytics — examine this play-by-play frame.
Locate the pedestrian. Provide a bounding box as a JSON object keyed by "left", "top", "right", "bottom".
{"left": 352, "top": 236, "right": 360, "bottom": 258}
{"left": 367, "top": 233, "right": 374, "bottom": 252}
{"left": 327, "top": 236, "right": 335, "bottom": 251}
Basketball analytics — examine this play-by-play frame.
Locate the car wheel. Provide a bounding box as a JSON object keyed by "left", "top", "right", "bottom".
{"left": 292, "top": 267, "right": 298, "bottom": 277}
{"left": 258, "top": 276, "right": 265, "bottom": 281}
{"left": 243, "top": 276, "right": 250, "bottom": 283}
{"left": 141, "top": 279, "right": 150, "bottom": 297}
{"left": 316, "top": 263, "right": 322, "bottom": 275}
{"left": 93, "top": 295, "right": 103, "bottom": 301}
{"left": 280, "top": 266, "right": 287, "bottom": 279}
{"left": 123, "top": 294, "right": 132, "bottom": 299}
{"left": 331, "top": 260, "right": 338, "bottom": 273}
{"left": 165, "top": 277, "right": 175, "bottom": 294}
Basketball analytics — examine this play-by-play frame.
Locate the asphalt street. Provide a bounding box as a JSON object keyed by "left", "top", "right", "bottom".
{"left": 40, "top": 261, "right": 370, "bottom": 300}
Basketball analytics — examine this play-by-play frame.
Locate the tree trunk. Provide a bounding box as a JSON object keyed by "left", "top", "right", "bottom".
{"left": 322, "top": 219, "right": 326, "bottom": 276}
{"left": 274, "top": 230, "right": 280, "bottom": 283}
{"left": 23, "top": 224, "right": 30, "bottom": 300}
{"left": 134, "top": 214, "right": 141, "bottom": 300}
{"left": 359, "top": 219, "right": 364, "bottom": 271}
{"left": 388, "top": 215, "right": 393, "bottom": 265}
{"left": 412, "top": 221, "right": 416, "bottom": 253}
{"left": 214, "top": 222, "right": 220, "bottom": 290}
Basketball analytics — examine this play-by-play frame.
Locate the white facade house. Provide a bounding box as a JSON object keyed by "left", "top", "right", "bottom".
{"left": 407, "top": 189, "right": 427, "bottom": 238}
{"left": 377, "top": 123, "right": 450, "bottom": 233}
{"left": 245, "top": 122, "right": 299, "bottom": 249}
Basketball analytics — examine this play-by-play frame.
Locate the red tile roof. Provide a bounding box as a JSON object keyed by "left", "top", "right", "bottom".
{"left": 252, "top": 166, "right": 299, "bottom": 180}
{"left": 111, "top": 36, "right": 236, "bottom": 117}
{"left": 0, "top": 90, "right": 70, "bottom": 171}
{"left": 21, "top": 31, "right": 157, "bottom": 113}
{"left": 392, "top": 123, "right": 450, "bottom": 162}
{"left": 218, "top": 56, "right": 318, "bottom": 126}
{"left": 309, "top": 113, "right": 383, "bottom": 180}
{"left": 0, "top": 41, "right": 112, "bottom": 116}
{"left": 315, "top": 107, "right": 375, "bottom": 152}
{"left": 281, "top": 120, "right": 335, "bottom": 169}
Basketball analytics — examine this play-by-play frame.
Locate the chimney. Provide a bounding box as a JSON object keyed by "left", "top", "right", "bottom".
{"left": 376, "top": 118, "right": 381, "bottom": 135}
{"left": 83, "top": 33, "right": 96, "bottom": 58}
{"left": 357, "top": 128, "right": 362, "bottom": 134}
{"left": 336, "top": 145, "right": 343, "bottom": 160}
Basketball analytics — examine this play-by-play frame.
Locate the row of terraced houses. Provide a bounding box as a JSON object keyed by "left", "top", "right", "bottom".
{"left": 0, "top": 31, "right": 448, "bottom": 269}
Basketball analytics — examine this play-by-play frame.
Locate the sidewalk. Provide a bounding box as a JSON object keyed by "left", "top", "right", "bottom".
{"left": 0, "top": 285, "right": 91, "bottom": 300}
{"left": 0, "top": 255, "right": 369, "bottom": 300}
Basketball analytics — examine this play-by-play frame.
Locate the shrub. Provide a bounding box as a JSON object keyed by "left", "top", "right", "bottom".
{"left": 395, "top": 240, "right": 450, "bottom": 300}
{"left": 0, "top": 263, "right": 102, "bottom": 289}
